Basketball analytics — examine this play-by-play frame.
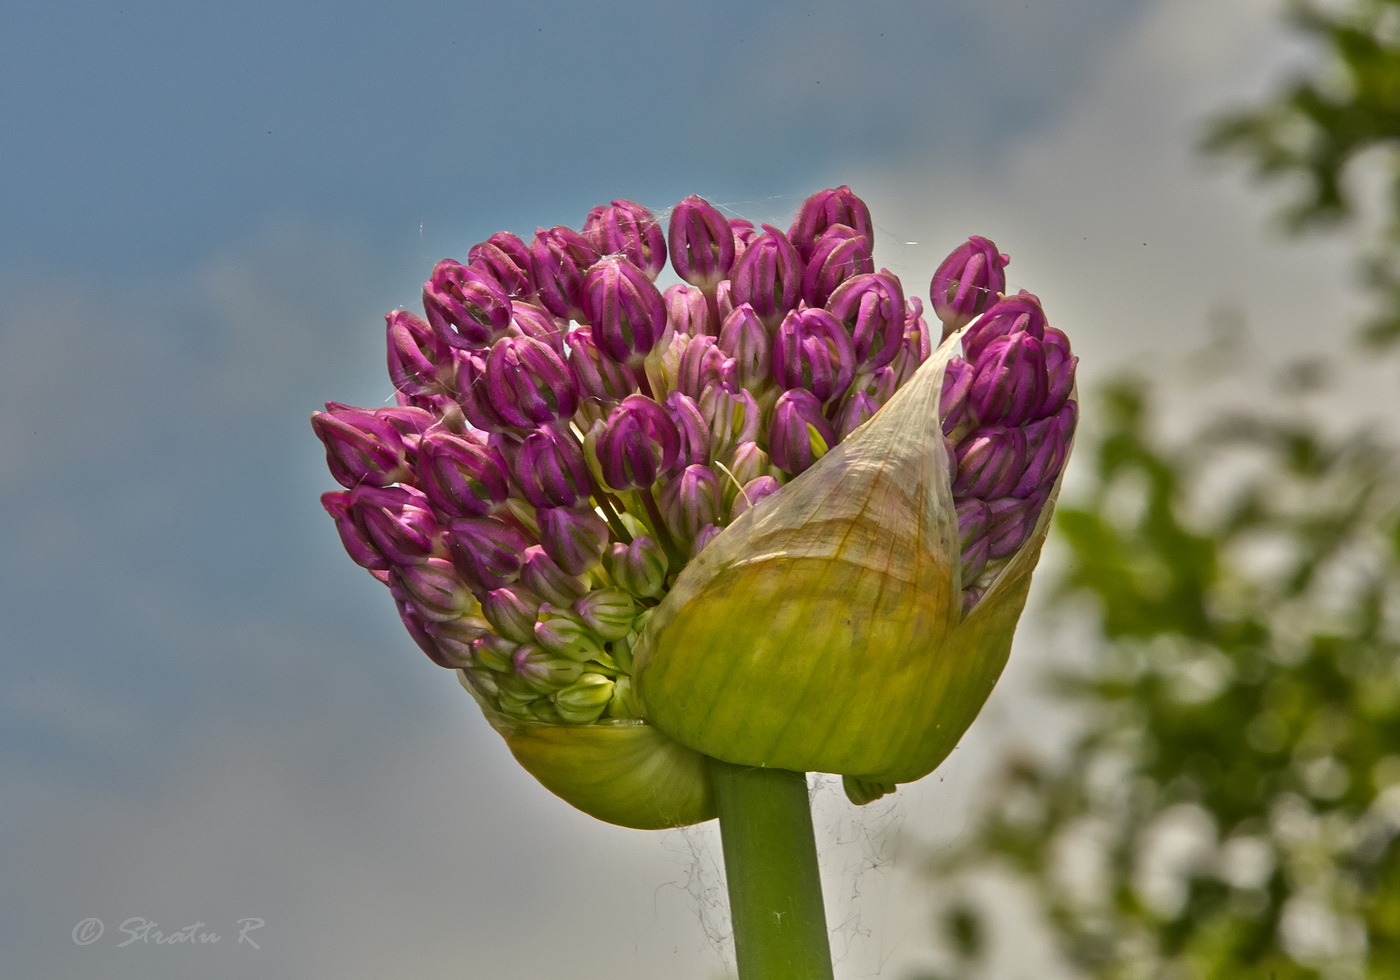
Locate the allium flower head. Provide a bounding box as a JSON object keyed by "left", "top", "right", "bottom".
{"left": 313, "top": 187, "right": 1078, "bottom": 827}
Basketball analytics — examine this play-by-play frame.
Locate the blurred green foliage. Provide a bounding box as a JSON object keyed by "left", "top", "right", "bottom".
{"left": 915, "top": 3, "right": 1400, "bottom": 977}
{"left": 1203, "top": 0, "right": 1400, "bottom": 346}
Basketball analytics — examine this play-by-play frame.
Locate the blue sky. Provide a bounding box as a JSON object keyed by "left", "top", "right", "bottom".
{"left": 1, "top": 1, "right": 1377, "bottom": 977}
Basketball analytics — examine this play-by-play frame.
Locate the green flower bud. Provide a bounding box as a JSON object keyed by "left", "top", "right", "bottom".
{"left": 632, "top": 341, "right": 1072, "bottom": 792}
{"left": 534, "top": 606, "right": 608, "bottom": 663}
{"left": 553, "top": 672, "right": 616, "bottom": 724}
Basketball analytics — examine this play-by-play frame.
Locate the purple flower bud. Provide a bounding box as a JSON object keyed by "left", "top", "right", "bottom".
{"left": 730, "top": 217, "right": 759, "bottom": 258}
{"left": 718, "top": 303, "right": 772, "bottom": 391}
{"left": 566, "top": 329, "right": 639, "bottom": 403}
{"left": 952, "top": 426, "right": 1026, "bottom": 499}
{"left": 835, "top": 390, "right": 880, "bottom": 440}
{"left": 534, "top": 609, "right": 606, "bottom": 663}
{"left": 664, "top": 283, "right": 715, "bottom": 337}
{"left": 426, "top": 614, "right": 491, "bottom": 670}
{"left": 536, "top": 505, "right": 609, "bottom": 575}
{"left": 416, "top": 430, "right": 511, "bottom": 518}
{"left": 668, "top": 195, "right": 736, "bottom": 290}
{"left": 322, "top": 490, "right": 387, "bottom": 570}
{"left": 930, "top": 236, "right": 1009, "bottom": 335}
{"left": 484, "top": 335, "right": 579, "bottom": 428}
{"left": 801, "top": 224, "right": 874, "bottom": 308}
{"left": 788, "top": 185, "right": 874, "bottom": 263}
{"left": 391, "top": 557, "right": 477, "bottom": 622}
{"left": 772, "top": 307, "right": 857, "bottom": 404}
{"left": 582, "top": 257, "right": 669, "bottom": 365}
{"left": 351, "top": 484, "right": 442, "bottom": 566}
{"left": 692, "top": 523, "right": 722, "bottom": 556}
{"left": 400, "top": 598, "right": 481, "bottom": 669}
{"left": 480, "top": 584, "right": 544, "bottom": 643}
{"left": 606, "top": 534, "right": 669, "bottom": 598}
{"left": 1013, "top": 402, "right": 1076, "bottom": 497}
{"left": 962, "top": 290, "right": 1047, "bottom": 363}
{"left": 513, "top": 645, "right": 587, "bottom": 694}
{"left": 595, "top": 394, "right": 681, "bottom": 490}
{"left": 729, "top": 224, "right": 804, "bottom": 326}
{"left": 984, "top": 494, "right": 1044, "bottom": 559}
{"left": 769, "top": 388, "right": 836, "bottom": 476}
{"left": 311, "top": 405, "right": 415, "bottom": 489}
{"left": 572, "top": 587, "right": 638, "bottom": 641}
{"left": 423, "top": 260, "right": 513, "bottom": 351}
{"left": 697, "top": 383, "right": 761, "bottom": 461}
{"left": 723, "top": 441, "right": 772, "bottom": 489}
{"left": 387, "top": 310, "right": 454, "bottom": 397}
{"left": 453, "top": 351, "right": 514, "bottom": 433}
{"left": 512, "top": 425, "right": 593, "bottom": 508}
{"left": 1039, "top": 326, "right": 1077, "bottom": 418}
{"left": 509, "top": 301, "right": 569, "bottom": 358}
{"left": 583, "top": 199, "right": 667, "bottom": 279}
{"left": 469, "top": 231, "right": 536, "bottom": 299}
{"left": 888, "top": 297, "right": 933, "bottom": 386}
{"left": 446, "top": 516, "right": 532, "bottom": 592}
{"left": 530, "top": 226, "right": 600, "bottom": 323}
{"left": 729, "top": 475, "right": 781, "bottom": 521}
{"left": 826, "top": 271, "right": 906, "bottom": 370}
{"left": 939, "top": 358, "right": 974, "bottom": 435}
{"left": 956, "top": 499, "right": 991, "bottom": 582}
{"left": 673, "top": 334, "right": 730, "bottom": 401}
{"left": 661, "top": 464, "right": 724, "bottom": 543}
{"left": 662, "top": 390, "right": 711, "bottom": 469}
{"left": 968, "top": 332, "right": 1048, "bottom": 426}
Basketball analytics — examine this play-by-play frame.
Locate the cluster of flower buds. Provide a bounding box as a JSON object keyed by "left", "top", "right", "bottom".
{"left": 313, "top": 186, "right": 1077, "bottom": 826}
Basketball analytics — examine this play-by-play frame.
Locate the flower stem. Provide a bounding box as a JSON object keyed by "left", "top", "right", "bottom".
{"left": 708, "top": 757, "right": 834, "bottom": 980}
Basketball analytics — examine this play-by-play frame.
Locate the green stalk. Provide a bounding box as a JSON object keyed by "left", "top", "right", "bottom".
{"left": 708, "top": 758, "right": 834, "bottom": 980}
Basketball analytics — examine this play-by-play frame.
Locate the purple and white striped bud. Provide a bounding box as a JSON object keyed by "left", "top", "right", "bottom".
{"left": 788, "top": 185, "right": 874, "bottom": 263}
{"left": 566, "top": 329, "right": 638, "bottom": 404}
{"left": 929, "top": 236, "right": 1009, "bottom": 336}
{"left": 416, "top": 430, "right": 511, "bottom": 519}
{"left": 582, "top": 257, "right": 669, "bottom": 366}
{"left": 728, "top": 225, "right": 804, "bottom": 326}
{"left": 572, "top": 587, "right": 638, "bottom": 641}
{"left": 311, "top": 405, "right": 416, "bottom": 489}
{"left": 801, "top": 224, "right": 874, "bottom": 308}
{"left": 771, "top": 307, "right": 858, "bottom": 404}
{"left": 1039, "top": 327, "right": 1077, "bottom": 418}
{"left": 952, "top": 426, "right": 1026, "bottom": 499}
{"left": 664, "top": 283, "right": 715, "bottom": 337}
{"left": 584, "top": 200, "right": 667, "bottom": 280}
{"left": 826, "top": 272, "right": 904, "bottom": 372}
{"left": 606, "top": 534, "right": 669, "bottom": 598}
{"left": 672, "top": 334, "right": 730, "bottom": 401}
{"left": 512, "top": 426, "right": 592, "bottom": 509}
{"left": 718, "top": 303, "right": 772, "bottom": 391}
{"left": 509, "top": 301, "right": 568, "bottom": 358}
{"left": 1013, "top": 403, "right": 1076, "bottom": 497}
{"left": 486, "top": 335, "right": 579, "bottom": 428}
{"left": 662, "top": 391, "right": 711, "bottom": 470}
{"left": 423, "top": 259, "right": 513, "bottom": 351}
{"left": 480, "top": 584, "right": 544, "bottom": 643}
{"left": 392, "top": 557, "right": 477, "bottom": 622}
{"left": 322, "top": 490, "right": 388, "bottom": 570}
{"left": 697, "top": 384, "right": 761, "bottom": 462}
{"left": 729, "top": 475, "right": 781, "bottom": 521}
{"left": 962, "top": 290, "right": 1047, "bottom": 363}
{"left": 967, "top": 332, "right": 1048, "bottom": 426}
{"left": 351, "top": 484, "right": 442, "bottom": 566}
{"left": 723, "top": 441, "right": 772, "bottom": 489}
{"left": 386, "top": 310, "right": 454, "bottom": 397}
{"left": 668, "top": 195, "right": 736, "bottom": 291}
{"left": 531, "top": 226, "right": 600, "bottom": 323}
{"left": 594, "top": 395, "right": 681, "bottom": 491}
{"left": 537, "top": 506, "right": 609, "bottom": 575}
{"left": 661, "top": 464, "right": 724, "bottom": 543}
{"left": 469, "top": 231, "right": 536, "bottom": 300}
{"left": 939, "top": 358, "right": 974, "bottom": 436}
{"left": 768, "top": 388, "right": 836, "bottom": 476}
{"left": 520, "top": 546, "right": 588, "bottom": 605}
{"left": 446, "top": 516, "right": 532, "bottom": 592}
